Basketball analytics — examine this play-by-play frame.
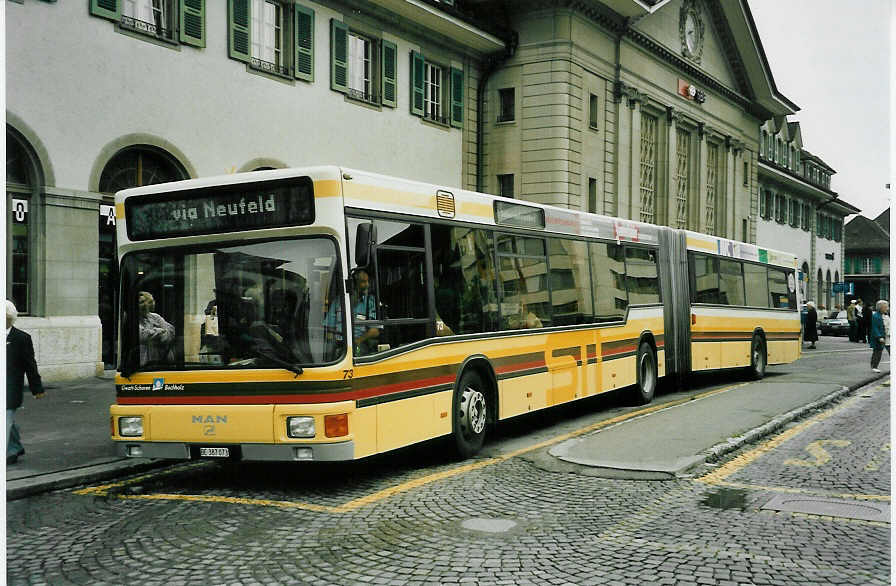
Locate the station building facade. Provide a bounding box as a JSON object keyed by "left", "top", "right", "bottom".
{"left": 8, "top": 0, "right": 822, "bottom": 380}
{"left": 756, "top": 119, "right": 860, "bottom": 312}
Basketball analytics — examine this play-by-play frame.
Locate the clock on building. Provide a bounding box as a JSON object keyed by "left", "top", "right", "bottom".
{"left": 680, "top": 0, "right": 704, "bottom": 62}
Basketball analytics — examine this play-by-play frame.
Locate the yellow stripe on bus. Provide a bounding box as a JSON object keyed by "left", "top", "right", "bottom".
{"left": 313, "top": 179, "right": 342, "bottom": 198}
{"left": 686, "top": 236, "right": 716, "bottom": 251}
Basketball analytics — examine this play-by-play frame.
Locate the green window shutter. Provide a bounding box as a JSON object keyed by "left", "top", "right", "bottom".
{"left": 410, "top": 51, "right": 425, "bottom": 117}
{"left": 90, "top": 0, "right": 120, "bottom": 21}
{"left": 294, "top": 4, "right": 314, "bottom": 81}
{"left": 450, "top": 67, "right": 463, "bottom": 128}
{"left": 180, "top": 0, "right": 205, "bottom": 48}
{"left": 381, "top": 40, "right": 397, "bottom": 108}
{"left": 330, "top": 19, "right": 348, "bottom": 93}
{"left": 873, "top": 257, "right": 882, "bottom": 273}
{"left": 228, "top": 0, "right": 250, "bottom": 63}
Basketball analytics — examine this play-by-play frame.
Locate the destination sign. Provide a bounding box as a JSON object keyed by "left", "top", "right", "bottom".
{"left": 126, "top": 176, "right": 314, "bottom": 240}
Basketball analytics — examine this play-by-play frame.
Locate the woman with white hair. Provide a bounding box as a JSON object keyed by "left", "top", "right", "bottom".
{"left": 6, "top": 299, "right": 45, "bottom": 464}
{"left": 869, "top": 299, "right": 889, "bottom": 373}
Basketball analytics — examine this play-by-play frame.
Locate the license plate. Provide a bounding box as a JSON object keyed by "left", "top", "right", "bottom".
{"left": 199, "top": 447, "right": 230, "bottom": 458}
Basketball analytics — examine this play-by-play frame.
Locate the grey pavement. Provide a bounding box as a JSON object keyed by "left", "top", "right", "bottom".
{"left": 551, "top": 336, "right": 891, "bottom": 478}
{"left": 5, "top": 335, "right": 890, "bottom": 500}
{"left": 5, "top": 372, "right": 160, "bottom": 500}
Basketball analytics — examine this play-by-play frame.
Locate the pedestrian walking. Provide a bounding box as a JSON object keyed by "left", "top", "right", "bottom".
{"left": 883, "top": 302, "right": 890, "bottom": 356}
{"left": 869, "top": 300, "right": 888, "bottom": 373}
{"left": 6, "top": 300, "right": 45, "bottom": 465}
{"left": 804, "top": 301, "right": 818, "bottom": 349}
{"left": 862, "top": 299, "right": 873, "bottom": 345}
{"left": 856, "top": 299, "right": 866, "bottom": 343}
{"left": 846, "top": 299, "right": 857, "bottom": 342}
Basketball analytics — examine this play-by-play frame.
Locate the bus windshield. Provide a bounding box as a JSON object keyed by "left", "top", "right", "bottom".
{"left": 119, "top": 237, "right": 345, "bottom": 375}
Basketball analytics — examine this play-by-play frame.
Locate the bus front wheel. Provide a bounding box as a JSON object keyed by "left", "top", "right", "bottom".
{"left": 748, "top": 335, "right": 767, "bottom": 380}
{"left": 632, "top": 342, "right": 657, "bottom": 405}
{"left": 453, "top": 370, "right": 488, "bottom": 458}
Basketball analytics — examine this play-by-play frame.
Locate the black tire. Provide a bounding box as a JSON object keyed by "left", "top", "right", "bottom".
{"left": 631, "top": 342, "right": 657, "bottom": 405}
{"left": 747, "top": 335, "right": 767, "bottom": 380}
{"left": 453, "top": 370, "right": 488, "bottom": 458}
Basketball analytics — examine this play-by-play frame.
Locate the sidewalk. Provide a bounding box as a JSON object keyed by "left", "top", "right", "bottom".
{"left": 5, "top": 373, "right": 159, "bottom": 500}
{"left": 550, "top": 338, "right": 890, "bottom": 478}
{"left": 5, "top": 337, "right": 890, "bottom": 499}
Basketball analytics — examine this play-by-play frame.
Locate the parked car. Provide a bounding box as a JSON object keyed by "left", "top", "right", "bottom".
{"left": 820, "top": 310, "right": 849, "bottom": 336}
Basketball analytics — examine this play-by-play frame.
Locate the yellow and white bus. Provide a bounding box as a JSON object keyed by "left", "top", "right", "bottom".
{"left": 111, "top": 166, "right": 801, "bottom": 461}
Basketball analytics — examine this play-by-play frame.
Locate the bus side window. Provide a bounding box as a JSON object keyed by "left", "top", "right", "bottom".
{"left": 624, "top": 246, "right": 661, "bottom": 305}
{"left": 589, "top": 241, "right": 627, "bottom": 322}
{"left": 744, "top": 263, "right": 769, "bottom": 308}
{"left": 549, "top": 238, "right": 592, "bottom": 325}
{"left": 433, "top": 226, "right": 498, "bottom": 335}
{"left": 691, "top": 253, "right": 721, "bottom": 304}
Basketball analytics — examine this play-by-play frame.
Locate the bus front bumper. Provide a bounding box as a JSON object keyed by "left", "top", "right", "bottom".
{"left": 116, "top": 440, "right": 355, "bottom": 462}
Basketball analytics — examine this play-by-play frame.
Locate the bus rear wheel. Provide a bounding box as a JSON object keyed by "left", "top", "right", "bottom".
{"left": 632, "top": 342, "right": 657, "bottom": 405}
{"left": 453, "top": 370, "right": 488, "bottom": 458}
{"left": 748, "top": 335, "right": 767, "bottom": 380}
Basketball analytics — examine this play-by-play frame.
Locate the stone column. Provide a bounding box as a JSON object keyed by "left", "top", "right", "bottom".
{"left": 696, "top": 123, "right": 708, "bottom": 233}
{"left": 629, "top": 92, "right": 643, "bottom": 222}
{"left": 665, "top": 106, "right": 681, "bottom": 228}
{"left": 614, "top": 82, "right": 634, "bottom": 219}
{"left": 21, "top": 188, "right": 104, "bottom": 380}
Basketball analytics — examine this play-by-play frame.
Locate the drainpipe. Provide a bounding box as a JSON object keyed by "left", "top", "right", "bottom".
{"left": 476, "top": 32, "right": 518, "bottom": 193}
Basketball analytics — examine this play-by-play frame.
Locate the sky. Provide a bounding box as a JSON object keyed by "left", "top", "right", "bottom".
{"left": 749, "top": 0, "right": 891, "bottom": 221}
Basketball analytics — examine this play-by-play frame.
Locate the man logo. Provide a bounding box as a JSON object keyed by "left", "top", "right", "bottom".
{"left": 152, "top": 378, "right": 165, "bottom": 391}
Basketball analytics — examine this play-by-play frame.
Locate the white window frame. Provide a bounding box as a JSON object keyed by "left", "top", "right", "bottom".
{"left": 348, "top": 32, "right": 372, "bottom": 100}
{"left": 122, "top": 0, "right": 170, "bottom": 37}
{"left": 252, "top": 0, "right": 283, "bottom": 68}
{"left": 424, "top": 62, "right": 443, "bottom": 122}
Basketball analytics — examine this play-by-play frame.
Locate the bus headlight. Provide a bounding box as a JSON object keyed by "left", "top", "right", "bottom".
{"left": 287, "top": 416, "right": 315, "bottom": 438}
{"left": 118, "top": 416, "right": 143, "bottom": 437}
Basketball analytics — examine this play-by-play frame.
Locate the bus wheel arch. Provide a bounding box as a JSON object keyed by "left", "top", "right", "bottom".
{"left": 452, "top": 357, "right": 497, "bottom": 458}
{"left": 631, "top": 334, "right": 658, "bottom": 405}
{"left": 747, "top": 329, "right": 767, "bottom": 380}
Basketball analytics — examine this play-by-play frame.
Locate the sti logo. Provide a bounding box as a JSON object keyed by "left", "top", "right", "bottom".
{"left": 152, "top": 378, "right": 165, "bottom": 391}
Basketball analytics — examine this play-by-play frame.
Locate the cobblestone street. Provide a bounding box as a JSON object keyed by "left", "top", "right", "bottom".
{"left": 7, "top": 377, "right": 889, "bottom": 585}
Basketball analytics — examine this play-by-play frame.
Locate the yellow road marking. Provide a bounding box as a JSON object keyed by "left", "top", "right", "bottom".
{"left": 696, "top": 382, "right": 889, "bottom": 502}
{"left": 77, "top": 382, "right": 750, "bottom": 512}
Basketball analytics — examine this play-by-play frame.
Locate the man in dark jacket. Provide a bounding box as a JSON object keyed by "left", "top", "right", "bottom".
{"left": 6, "top": 300, "right": 45, "bottom": 464}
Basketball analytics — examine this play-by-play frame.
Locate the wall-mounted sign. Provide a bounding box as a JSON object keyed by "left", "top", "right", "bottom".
{"left": 11, "top": 199, "right": 28, "bottom": 223}
{"left": 677, "top": 79, "right": 706, "bottom": 104}
{"left": 824, "top": 252, "right": 835, "bottom": 260}
{"left": 100, "top": 204, "right": 116, "bottom": 227}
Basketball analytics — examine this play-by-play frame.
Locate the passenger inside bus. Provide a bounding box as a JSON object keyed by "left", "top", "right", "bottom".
{"left": 351, "top": 269, "right": 379, "bottom": 355}
{"left": 137, "top": 291, "right": 175, "bottom": 366}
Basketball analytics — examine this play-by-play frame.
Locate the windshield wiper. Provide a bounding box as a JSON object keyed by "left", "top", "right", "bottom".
{"left": 250, "top": 346, "right": 304, "bottom": 377}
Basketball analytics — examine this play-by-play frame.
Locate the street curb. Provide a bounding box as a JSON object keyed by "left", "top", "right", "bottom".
{"left": 701, "top": 372, "right": 889, "bottom": 465}
{"left": 6, "top": 459, "right": 168, "bottom": 501}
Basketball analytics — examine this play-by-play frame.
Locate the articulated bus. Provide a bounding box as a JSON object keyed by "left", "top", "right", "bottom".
{"left": 111, "top": 166, "right": 801, "bottom": 461}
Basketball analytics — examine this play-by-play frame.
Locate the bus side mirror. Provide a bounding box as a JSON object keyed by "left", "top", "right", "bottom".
{"left": 355, "top": 223, "right": 376, "bottom": 269}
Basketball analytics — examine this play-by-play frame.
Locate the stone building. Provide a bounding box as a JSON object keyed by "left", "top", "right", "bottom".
{"left": 7, "top": 0, "right": 827, "bottom": 380}
{"left": 756, "top": 119, "right": 860, "bottom": 311}
{"left": 844, "top": 209, "right": 890, "bottom": 306}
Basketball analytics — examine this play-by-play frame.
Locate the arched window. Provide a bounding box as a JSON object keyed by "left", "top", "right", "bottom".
{"left": 825, "top": 270, "right": 832, "bottom": 310}
{"left": 7, "top": 127, "right": 41, "bottom": 314}
{"left": 834, "top": 271, "right": 840, "bottom": 307}
{"left": 800, "top": 262, "right": 810, "bottom": 300}
{"left": 817, "top": 269, "right": 823, "bottom": 306}
{"left": 99, "top": 146, "right": 186, "bottom": 193}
